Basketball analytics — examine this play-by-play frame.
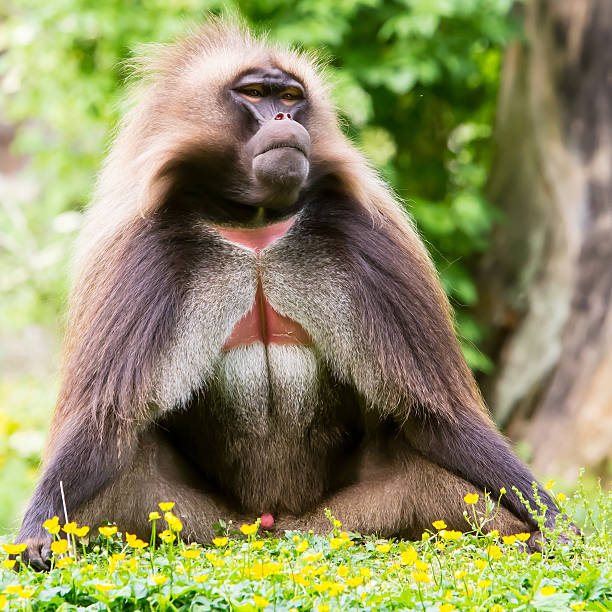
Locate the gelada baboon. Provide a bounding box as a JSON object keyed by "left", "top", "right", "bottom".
{"left": 17, "top": 19, "right": 560, "bottom": 569}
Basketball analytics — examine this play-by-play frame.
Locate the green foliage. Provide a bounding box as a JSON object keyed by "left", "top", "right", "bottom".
{"left": 0, "top": 484, "right": 609, "bottom": 610}
{"left": 0, "top": 0, "right": 518, "bottom": 531}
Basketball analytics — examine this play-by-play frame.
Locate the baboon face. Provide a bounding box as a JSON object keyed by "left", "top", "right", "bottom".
{"left": 228, "top": 67, "right": 311, "bottom": 209}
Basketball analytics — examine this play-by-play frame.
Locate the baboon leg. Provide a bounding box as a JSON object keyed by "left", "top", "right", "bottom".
{"left": 73, "top": 429, "right": 247, "bottom": 542}
{"left": 276, "top": 443, "right": 530, "bottom": 539}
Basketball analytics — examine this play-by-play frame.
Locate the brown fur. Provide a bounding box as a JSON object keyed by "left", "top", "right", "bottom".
{"left": 17, "top": 19, "right": 558, "bottom": 569}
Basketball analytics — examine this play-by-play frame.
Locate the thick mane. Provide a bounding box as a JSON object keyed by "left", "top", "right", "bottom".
{"left": 76, "top": 19, "right": 424, "bottom": 275}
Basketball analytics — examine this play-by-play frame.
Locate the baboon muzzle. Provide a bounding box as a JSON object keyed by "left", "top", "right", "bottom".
{"left": 247, "top": 116, "right": 311, "bottom": 206}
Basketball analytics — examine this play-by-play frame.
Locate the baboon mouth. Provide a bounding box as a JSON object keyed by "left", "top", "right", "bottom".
{"left": 257, "top": 143, "right": 308, "bottom": 158}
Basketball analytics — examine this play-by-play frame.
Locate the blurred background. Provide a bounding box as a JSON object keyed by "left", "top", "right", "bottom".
{"left": 1, "top": 0, "right": 611, "bottom": 535}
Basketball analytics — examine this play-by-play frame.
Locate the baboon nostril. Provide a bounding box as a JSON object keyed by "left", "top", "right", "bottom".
{"left": 274, "top": 113, "right": 284, "bottom": 120}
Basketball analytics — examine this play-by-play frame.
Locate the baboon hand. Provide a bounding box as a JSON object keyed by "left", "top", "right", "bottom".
{"left": 15, "top": 528, "right": 53, "bottom": 572}
{"left": 525, "top": 522, "right": 581, "bottom": 554}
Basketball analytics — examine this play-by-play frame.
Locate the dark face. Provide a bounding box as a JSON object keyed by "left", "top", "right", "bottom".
{"left": 230, "top": 68, "right": 311, "bottom": 209}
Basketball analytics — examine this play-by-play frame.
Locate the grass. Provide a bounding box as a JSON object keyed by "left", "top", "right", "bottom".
{"left": 1, "top": 480, "right": 611, "bottom": 612}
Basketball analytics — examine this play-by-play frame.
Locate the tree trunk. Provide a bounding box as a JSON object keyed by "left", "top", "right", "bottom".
{"left": 480, "top": 0, "right": 612, "bottom": 482}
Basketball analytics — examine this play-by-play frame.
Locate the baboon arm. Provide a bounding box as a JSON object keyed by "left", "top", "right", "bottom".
{"left": 16, "top": 419, "right": 139, "bottom": 570}
{"left": 313, "top": 201, "right": 560, "bottom": 528}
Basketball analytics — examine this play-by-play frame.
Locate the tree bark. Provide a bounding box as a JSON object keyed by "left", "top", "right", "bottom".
{"left": 480, "top": 0, "right": 612, "bottom": 481}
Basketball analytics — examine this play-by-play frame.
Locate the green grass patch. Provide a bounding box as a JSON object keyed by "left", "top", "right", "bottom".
{"left": 1, "top": 482, "right": 611, "bottom": 611}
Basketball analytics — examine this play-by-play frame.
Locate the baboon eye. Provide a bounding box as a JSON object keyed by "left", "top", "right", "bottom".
{"left": 238, "top": 85, "right": 264, "bottom": 100}
{"left": 280, "top": 88, "right": 303, "bottom": 106}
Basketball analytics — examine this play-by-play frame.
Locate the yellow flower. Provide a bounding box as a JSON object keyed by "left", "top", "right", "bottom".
{"left": 18, "top": 588, "right": 35, "bottom": 600}
{"left": 126, "top": 532, "right": 148, "bottom": 549}
{"left": 436, "top": 542, "right": 446, "bottom": 551}
{"left": 159, "top": 530, "right": 175, "bottom": 543}
{"left": 240, "top": 523, "right": 258, "bottom": 536}
{"left": 253, "top": 595, "right": 269, "bottom": 608}
{"left": 337, "top": 565, "right": 349, "bottom": 577}
{"left": 414, "top": 559, "right": 429, "bottom": 571}
{"left": 329, "top": 583, "right": 346, "bottom": 597}
{"left": 303, "top": 551, "right": 322, "bottom": 563}
{"left": 0, "top": 595, "right": 5, "bottom": 609}
{"left": 56, "top": 557, "right": 74, "bottom": 568}
{"left": 455, "top": 570, "right": 466, "bottom": 579}
{"left": 333, "top": 519, "right": 341, "bottom": 528}
{"left": 150, "top": 574, "right": 168, "bottom": 586}
{"left": 1, "top": 543, "right": 26, "bottom": 555}
{"left": 515, "top": 532, "right": 531, "bottom": 542}
{"left": 251, "top": 540, "right": 265, "bottom": 550}
{"left": 475, "top": 559, "right": 487, "bottom": 570}
{"left": 180, "top": 549, "right": 199, "bottom": 559}
{"left": 413, "top": 571, "right": 430, "bottom": 583}
{"left": 329, "top": 537, "right": 344, "bottom": 550}
{"left": 313, "top": 581, "right": 332, "bottom": 593}
{"left": 376, "top": 543, "right": 391, "bottom": 553}
{"left": 51, "top": 539, "right": 69, "bottom": 554}
{"left": 339, "top": 531, "right": 350, "bottom": 540}
{"left": 205, "top": 552, "right": 216, "bottom": 562}
{"left": 502, "top": 535, "right": 516, "bottom": 545}
{"left": 570, "top": 603, "right": 586, "bottom": 611}
{"left": 312, "top": 565, "right": 327, "bottom": 576}
{"left": 74, "top": 526, "right": 90, "bottom": 537}
{"left": 359, "top": 568, "right": 371, "bottom": 577}
{"left": 291, "top": 573, "right": 310, "bottom": 586}
{"left": 63, "top": 522, "right": 78, "bottom": 534}
{"left": 464, "top": 493, "right": 479, "bottom": 505}
{"left": 347, "top": 576, "right": 364, "bottom": 587}
{"left": 432, "top": 520, "right": 447, "bottom": 530}
{"left": 317, "top": 606, "right": 330, "bottom": 612}
{"left": 128, "top": 558, "right": 138, "bottom": 570}
{"left": 478, "top": 580, "right": 492, "bottom": 589}
{"left": 500, "top": 487, "right": 507, "bottom": 495}
{"left": 3, "top": 585, "right": 22, "bottom": 594}
{"left": 243, "top": 562, "right": 281, "bottom": 579}
{"left": 212, "top": 537, "right": 228, "bottom": 547}
{"left": 164, "top": 512, "right": 183, "bottom": 532}
{"left": 296, "top": 539, "right": 309, "bottom": 553}
{"left": 1, "top": 559, "right": 15, "bottom": 570}
{"left": 159, "top": 502, "right": 175, "bottom": 511}
{"left": 489, "top": 529, "right": 499, "bottom": 538}
{"left": 557, "top": 493, "right": 567, "bottom": 502}
{"left": 541, "top": 586, "right": 556, "bottom": 596}
{"left": 95, "top": 583, "right": 114, "bottom": 593}
{"left": 440, "top": 530, "right": 462, "bottom": 541}
{"left": 194, "top": 574, "right": 209, "bottom": 583}
{"left": 109, "top": 552, "right": 125, "bottom": 570}
{"left": 149, "top": 511, "right": 161, "bottom": 521}
{"left": 487, "top": 545, "right": 503, "bottom": 560}
{"left": 545, "top": 479, "right": 555, "bottom": 489}
{"left": 292, "top": 534, "right": 300, "bottom": 543}
{"left": 98, "top": 526, "right": 117, "bottom": 537}
{"left": 400, "top": 548, "right": 418, "bottom": 565}
{"left": 439, "top": 605, "right": 455, "bottom": 612}
{"left": 43, "top": 516, "right": 60, "bottom": 535}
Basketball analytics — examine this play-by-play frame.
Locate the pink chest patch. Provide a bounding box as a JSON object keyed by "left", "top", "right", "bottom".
{"left": 215, "top": 217, "right": 312, "bottom": 350}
